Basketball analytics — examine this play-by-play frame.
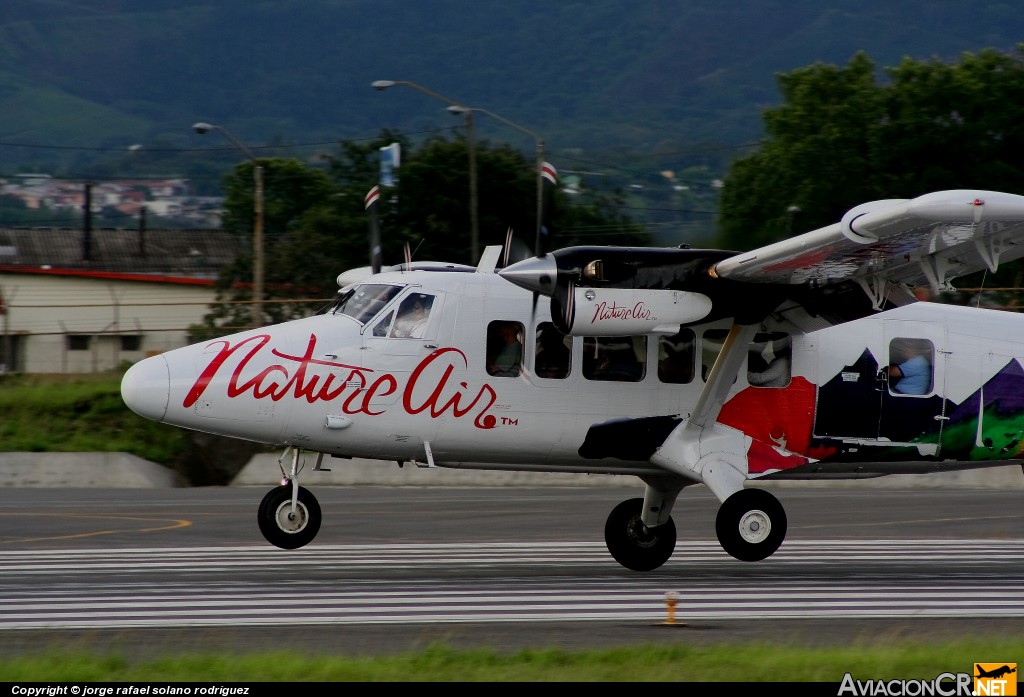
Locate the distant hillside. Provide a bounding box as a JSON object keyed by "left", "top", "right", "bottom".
{"left": 1, "top": 0, "right": 1021, "bottom": 188}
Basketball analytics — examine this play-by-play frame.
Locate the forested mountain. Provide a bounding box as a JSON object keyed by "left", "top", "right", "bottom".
{"left": 1, "top": 1, "right": 1021, "bottom": 192}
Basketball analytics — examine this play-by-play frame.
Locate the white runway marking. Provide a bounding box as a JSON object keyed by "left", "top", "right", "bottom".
{"left": 0, "top": 540, "right": 1020, "bottom": 628}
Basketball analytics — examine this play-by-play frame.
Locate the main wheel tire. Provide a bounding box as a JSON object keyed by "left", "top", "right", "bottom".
{"left": 604, "top": 497, "right": 676, "bottom": 571}
{"left": 257, "top": 485, "right": 322, "bottom": 550}
{"left": 715, "top": 488, "right": 786, "bottom": 562}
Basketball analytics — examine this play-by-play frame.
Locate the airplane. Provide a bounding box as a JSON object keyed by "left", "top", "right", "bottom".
{"left": 976, "top": 665, "right": 1017, "bottom": 680}
{"left": 120, "top": 187, "right": 1024, "bottom": 571}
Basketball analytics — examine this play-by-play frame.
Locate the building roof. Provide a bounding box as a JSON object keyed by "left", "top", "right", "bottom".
{"left": 0, "top": 226, "right": 240, "bottom": 281}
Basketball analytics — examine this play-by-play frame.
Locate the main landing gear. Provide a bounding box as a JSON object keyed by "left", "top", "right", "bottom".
{"left": 602, "top": 488, "right": 787, "bottom": 570}
{"left": 715, "top": 488, "right": 787, "bottom": 562}
{"left": 604, "top": 498, "right": 677, "bottom": 571}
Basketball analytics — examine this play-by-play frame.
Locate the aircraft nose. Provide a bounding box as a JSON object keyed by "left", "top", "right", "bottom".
{"left": 498, "top": 254, "right": 559, "bottom": 296}
{"left": 120, "top": 355, "right": 170, "bottom": 421}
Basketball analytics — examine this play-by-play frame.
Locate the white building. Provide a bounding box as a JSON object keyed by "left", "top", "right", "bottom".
{"left": 0, "top": 227, "right": 240, "bottom": 373}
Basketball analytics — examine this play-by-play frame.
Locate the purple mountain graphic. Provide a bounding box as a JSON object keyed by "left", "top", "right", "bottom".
{"left": 947, "top": 358, "right": 1024, "bottom": 420}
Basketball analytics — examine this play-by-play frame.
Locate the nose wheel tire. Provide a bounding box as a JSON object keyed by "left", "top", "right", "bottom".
{"left": 715, "top": 488, "right": 786, "bottom": 561}
{"left": 604, "top": 497, "right": 676, "bottom": 571}
{"left": 257, "top": 485, "right": 322, "bottom": 550}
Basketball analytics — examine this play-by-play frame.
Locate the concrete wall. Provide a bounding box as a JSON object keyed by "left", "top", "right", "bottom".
{"left": 0, "top": 452, "right": 1020, "bottom": 489}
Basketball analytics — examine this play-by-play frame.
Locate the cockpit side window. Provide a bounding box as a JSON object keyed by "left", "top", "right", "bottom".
{"left": 368, "top": 292, "right": 437, "bottom": 338}
{"left": 329, "top": 283, "right": 403, "bottom": 324}
{"left": 390, "top": 293, "right": 435, "bottom": 338}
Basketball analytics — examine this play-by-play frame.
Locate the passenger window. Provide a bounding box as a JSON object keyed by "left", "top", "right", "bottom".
{"left": 747, "top": 333, "right": 791, "bottom": 388}
{"left": 486, "top": 321, "right": 524, "bottom": 377}
{"left": 583, "top": 336, "right": 646, "bottom": 382}
{"left": 886, "top": 338, "right": 934, "bottom": 395}
{"left": 534, "top": 322, "right": 571, "bottom": 379}
{"left": 658, "top": 329, "right": 695, "bottom": 384}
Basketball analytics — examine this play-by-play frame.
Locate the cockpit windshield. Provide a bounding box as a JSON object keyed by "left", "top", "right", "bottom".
{"left": 323, "top": 283, "right": 403, "bottom": 324}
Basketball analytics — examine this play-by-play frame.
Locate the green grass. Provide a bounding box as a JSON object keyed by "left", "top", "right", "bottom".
{"left": 0, "top": 371, "right": 187, "bottom": 464}
{"left": 1, "top": 640, "right": 1019, "bottom": 682}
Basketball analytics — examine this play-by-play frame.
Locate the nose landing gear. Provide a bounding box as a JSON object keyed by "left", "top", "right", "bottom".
{"left": 257, "top": 483, "right": 322, "bottom": 549}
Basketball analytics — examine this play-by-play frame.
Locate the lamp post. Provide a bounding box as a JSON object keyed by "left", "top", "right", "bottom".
{"left": 447, "top": 105, "right": 545, "bottom": 255}
{"left": 192, "top": 121, "right": 264, "bottom": 327}
{"left": 371, "top": 80, "right": 480, "bottom": 264}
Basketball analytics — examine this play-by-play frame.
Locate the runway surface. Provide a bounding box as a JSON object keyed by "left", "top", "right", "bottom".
{"left": 0, "top": 485, "right": 1022, "bottom": 657}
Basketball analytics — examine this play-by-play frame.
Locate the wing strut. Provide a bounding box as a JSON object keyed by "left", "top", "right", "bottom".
{"left": 918, "top": 253, "right": 965, "bottom": 293}
{"left": 855, "top": 274, "right": 891, "bottom": 311}
{"left": 649, "top": 321, "right": 760, "bottom": 509}
{"left": 973, "top": 233, "right": 1015, "bottom": 273}
{"left": 685, "top": 322, "right": 760, "bottom": 432}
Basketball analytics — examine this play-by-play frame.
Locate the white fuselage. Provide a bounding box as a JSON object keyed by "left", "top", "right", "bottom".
{"left": 120, "top": 268, "right": 1024, "bottom": 479}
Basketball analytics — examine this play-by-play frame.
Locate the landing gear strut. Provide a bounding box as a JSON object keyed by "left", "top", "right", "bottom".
{"left": 715, "top": 488, "right": 786, "bottom": 561}
{"left": 257, "top": 484, "right": 322, "bottom": 550}
{"left": 604, "top": 497, "right": 677, "bottom": 571}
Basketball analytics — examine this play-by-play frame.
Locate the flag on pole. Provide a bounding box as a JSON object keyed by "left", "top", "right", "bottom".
{"left": 364, "top": 185, "right": 380, "bottom": 210}
{"left": 541, "top": 161, "right": 557, "bottom": 186}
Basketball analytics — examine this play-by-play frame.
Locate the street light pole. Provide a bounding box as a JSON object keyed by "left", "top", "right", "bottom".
{"left": 447, "top": 105, "right": 544, "bottom": 255}
{"left": 371, "top": 80, "right": 480, "bottom": 264}
{"left": 192, "top": 122, "right": 264, "bottom": 327}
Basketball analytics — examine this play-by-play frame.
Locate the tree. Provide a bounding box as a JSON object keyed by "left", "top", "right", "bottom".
{"left": 719, "top": 47, "right": 1024, "bottom": 256}
{"left": 201, "top": 157, "right": 340, "bottom": 329}
{"left": 325, "top": 131, "right": 648, "bottom": 268}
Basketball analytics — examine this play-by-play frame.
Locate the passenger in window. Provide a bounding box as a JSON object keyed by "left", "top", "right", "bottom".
{"left": 535, "top": 325, "right": 570, "bottom": 379}
{"left": 487, "top": 321, "right": 523, "bottom": 377}
{"left": 885, "top": 341, "right": 931, "bottom": 395}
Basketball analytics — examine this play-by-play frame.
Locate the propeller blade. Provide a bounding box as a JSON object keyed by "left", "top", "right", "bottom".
{"left": 403, "top": 241, "right": 412, "bottom": 271}
{"left": 551, "top": 278, "right": 575, "bottom": 334}
{"left": 502, "top": 227, "right": 513, "bottom": 268}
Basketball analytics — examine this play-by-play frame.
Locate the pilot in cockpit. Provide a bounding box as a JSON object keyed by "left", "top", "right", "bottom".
{"left": 392, "top": 294, "right": 433, "bottom": 338}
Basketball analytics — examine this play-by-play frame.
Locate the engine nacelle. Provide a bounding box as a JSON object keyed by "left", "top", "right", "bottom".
{"left": 556, "top": 287, "right": 713, "bottom": 336}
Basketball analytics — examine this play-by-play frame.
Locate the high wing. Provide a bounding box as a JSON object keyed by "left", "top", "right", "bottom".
{"left": 501, "top": 189, "right": 1024, "bottom": 337}
{"left": 712, "top": 189, "right": 1024, "bottom": 316}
